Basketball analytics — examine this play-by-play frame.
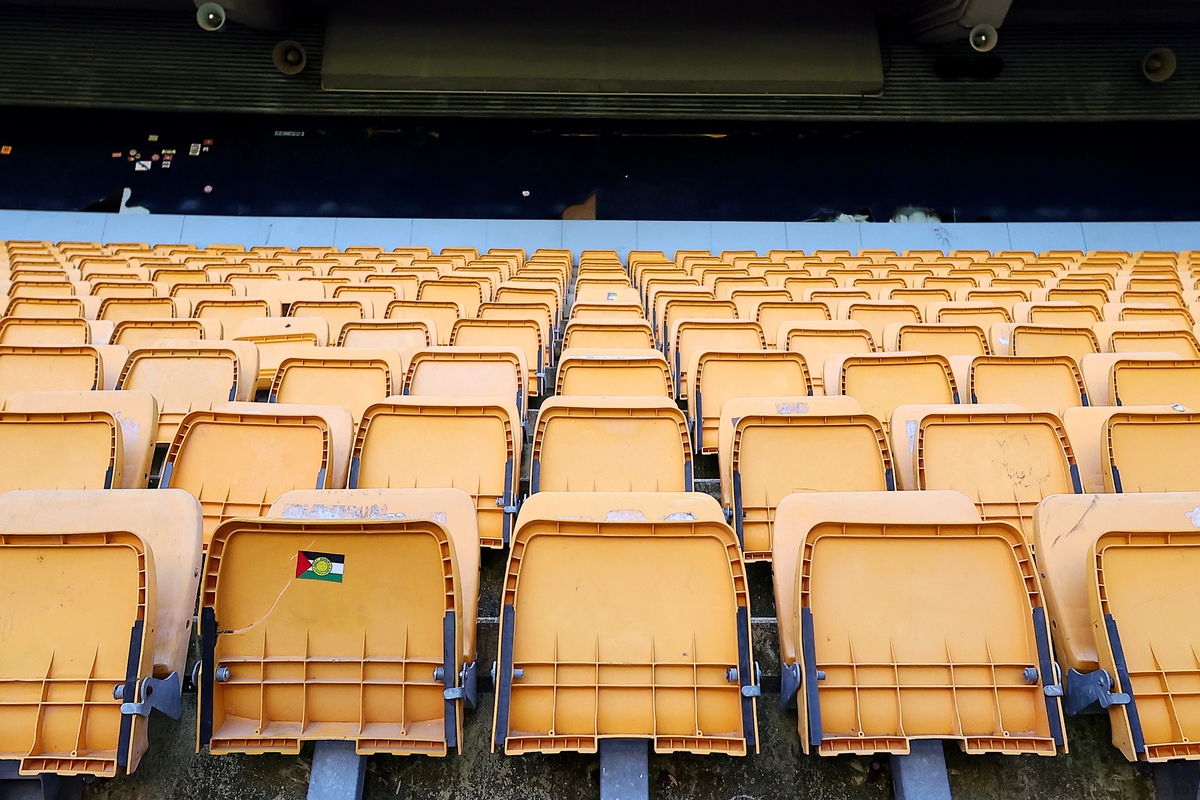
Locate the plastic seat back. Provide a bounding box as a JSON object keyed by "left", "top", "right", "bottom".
{"left": 198, "top": 514, "right": 469, "bottom": 757}
{"left": 917, "top": 410, "right": 1080, "bottom": 538}
{"left": 286, "top": 299, "right": 366, "bottom": 332}
{"left": 773, "top": 492, "right": 1064, "bottom": 757}
{"left": 493, "top": 492, "right": 757, "bottom": 756}
{"left": 531, "top": 397, "right": 692, "bottom": 492}
{"left": 0, "top": 489, "right": 202, "bottom": 683}
{"left": 951, "top": 355, "right": 1088, "bottom": 416}
{"left": 387, "top": 300, "right": 462, "bottom": 345}
{"left": 1103, "top": 411, "right": 1200, "bottom": 492}
{"left": 193, "top": 299, "right": 272, "bottom": 337}
{"left": 562, "top": 319, "right": 655, "bottom": 350}
{"left": 755, "top": 302, "right": 830, "bottom": 347}
{"left": 405, "top": 347, "right": 528, "bottom": 421}
{"left": 350, "top": 397, "right": 521, "bottom": 548}
{"left": 163, "top": 405, "right": 351, "bottom": 544}
{"left": 887, "top": 323, "right": 988, "bottom": 358}
{"left": 270, "top": 348, "right": 403, "bottom": 423}
{"left": 0, "top": 410, "right": 122, "bottom": 491}
{"left": 0, "top": 316, "right": 93, "bottom": 345}
{"left": 0, "top": 345, "right": 104, "bottom": 404}
{"left": 450, "top": 319, "right": 544, "bottom": 395}
{"left": 689, "top": 350, "right": 811, "bottom": 454}
{"left": 111, "top": 318, "right": 219, "bottom": 349}
{"left": 336, "top": 320, "right": 433, "bottom": 370}
{"left": 7, "top": 390, "right": 157, "bottom": 488}
{"left": 1033, "top": 493, "right": 1200, "bottom": 761}
{"left": 0, "top": 528, "right": 155, "bottom": 776}
{"left": 555, "top": 348, "right": 672, "bottom": 398}
{"left": 730, "top": 403, "right": 892, "bottom": 561}
{"left": 827, "top": 353, "right": 957, "bottom": 431}
{"left": 670, "top": 320, "right": 765, "bottom": 399}
{"left": 1005, "top": 324, "right": 1100, "bottom": 361}
{"left": 781, "top": 322, "right": 875, "bottom": 394}
{"left": 118, "top": 344, "right": 255, "bottom": 444}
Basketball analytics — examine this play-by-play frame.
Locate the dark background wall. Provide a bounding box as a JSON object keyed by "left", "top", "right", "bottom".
{"left": 0, "top": 108, "right": 1195, "bottom": 222}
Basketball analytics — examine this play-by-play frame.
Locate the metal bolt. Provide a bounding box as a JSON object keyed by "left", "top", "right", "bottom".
{"left": 215, "top": 666, "right": 231, "bottom": 682}
{"left": 433, "top": 667, "right": 445, "bottom": 682}
{"left": 726, "top": 668, "right": 739, "bottom": 683}
{"left": 1024, "top": 667, "right": 1039, "bottom": 684}
{"left": 112, "top": 684, "right": 124, "bottom": 700}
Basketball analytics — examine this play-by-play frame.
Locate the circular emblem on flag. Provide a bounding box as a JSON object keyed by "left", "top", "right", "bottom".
{"left": 312, "top": 556, "right": 334, "bottom": 577}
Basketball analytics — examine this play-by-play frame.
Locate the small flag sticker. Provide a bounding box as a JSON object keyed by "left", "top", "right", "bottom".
{"left": 296, "top": 550, "right": 344, "bottom": 582}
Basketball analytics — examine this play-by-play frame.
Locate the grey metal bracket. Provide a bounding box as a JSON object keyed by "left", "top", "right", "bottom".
{"left": 891, "top": 740, "right": 953, "bottom": 800}
{"left": 1152, "top": 761, "right": 1200, "bottom": 800}
{"left": 307, "top": 741, "right": 367, "bottom": 800}
{"left": 599, "top": 739, "right": 648, "bottom": 800}
{"left": 119, "top": 672, "right": 182, "bottom": 720}
{"left": 438, "top": 662, "right": 478, "bottom": 710}
{"left": 780, "top": 662, "right": 802, "bottom": 710}
{"left": 0, "top": 761, "right": 85, "bottom": 800}
{"left": 1064, "top": 668, "right": 1130, "bottom": 716}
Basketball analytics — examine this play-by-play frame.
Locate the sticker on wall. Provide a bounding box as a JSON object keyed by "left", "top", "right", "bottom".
{"left": 162, "top": 162, "right": 171, "bottom": 169}
{"left": 111, "top": 152, "right": 122, "bottom": 158}
{"left": 189, "top": 143, "right": 201, "bottom": 156}
{"left": 0, "top": 146, "right": 10, "bottom": 155}
{"left": 135, "top": 160, "right": 152, "bottom": 171}
{"left": 151, "top": 154, "right": 160, "bottom": 162}
{"left": 148, "top": 134, "right": 159, "bottom": 142}
{"left": 203, "top": 185, "right": 213, "bottom": 193}
{"left": 203, "top": 139, "right": 214, "bottom": 146}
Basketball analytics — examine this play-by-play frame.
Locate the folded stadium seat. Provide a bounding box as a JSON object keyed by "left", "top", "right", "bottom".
{"left": 0, "top": 315, "right": 112, "bottom": 346}
{"left": 99, "top": 296, "right": 186, "bottom": 322}
{"left": 350, "top": 398, "right": 520, "bottom": 548}
{"left": 1033, "top": 493, "right": 1200, "bottom": 765}
{"left": 0, "top": 344, "right": 113, "bottom": 404}
{"left": 337, "top": 318, "right": 434, "bottom": 363}
{"left": 576, "top": 283, "right": 641, "bottom": 307}
{"left": 1061, "top": 405, "right": 1197, "bottom": 492}
{"left": 720, "top": 396, "right": 889, "bottom": 560}
{"left": 234, "top": 316, "right": 329, "bottom": 391}
{"left": 569, "top": 301, "right": 645, "bottom": 321}
{"left": 753, "top": 301, "right": 829, "bottom": 345}
{"left": 404, "top": 346, "right": 528, "bottom": 424}
{"left": 6, "top": 389, "right": 156, "bottom": 487}
{"left": 530, "top": 397, "right": 692, "bottom": 492}
{"left": 286, "top": 298, "right": 367, "bottom": 333}
{"left": 728, "top": 287, "right": 792, "bottom": 321}
{"left": 824, "top": 352, "right": 958, "bottom": 434}
{"left": 991, "top": 323, "right": 1100, "bottom": 362}
{"left": 772, "top": 491, "right": 1065, "bottom": 772}
{"left": 493, "top": 491, "right": 758, "bottom": 766}
{"left": 883, "top": 286, "right": 952, "bottom": 312}
{"left": 961, "top": 288, "right": 1031, "bottom": 314}
{"left": 1045, "top": 287, "right": 1112, "bottom": 311}
{"left": 327, "top": 265, "right": 381, "bottom": 282}
{"left": 264, "top": 264, "right": 316, "bottom": 279}
{"left": 1093, "top": 320, "right": 1200, "bottom": 357}
{"left": 688, "top": 350, "right": 811, "bottom": 454}
{"left": 450, "top": 318, "right": 544, "bottom": 395}
{"left": 0, "top": 407, "right": 127, "bottom": 490}
{"left": 1122, "top": 289, "right": 1186, "bottom": 308}
{"left": 117, "top": 341, "right": 258, "bottom": 444}
{"left": 892, "top": 405, "right": 1080, "bottom": 538}
{"left": 111, "top": 318, "right": 221, "bottom": 349}
{"left": 835, "top": 300, "right": 921, "bottom": 345}
{"left": 89, "top": 281, "right": 159, "bottom": 301}
{"left": 494, "top": 283, "right": 562, "bottom": 327}
{"left": 170, "top": 283, "right": 237, "bottom": 306}
{"left": 197, "top": 490, "right": 477, "bottom": 763}
{"left": 555, "top": 348, "right": 673, "bottom": 398}
{"left": 564, "top": 318, "right": 656, "bottom": 351}
{"left": 881, "top": 322, "right": 989, "bottom": 358}
{"left": 479, "top": 301, "right": 555, "bottom": 360}
{"left": 164, "top": 402, "right": 353, "bottom": 544}
{"left": 270, "top": 347, "right": 404, "bottom": 423}
{"left": 0, "top": 489, "right": 203, "bottom": 785}
{"left": 779, "top": 322, "right": 875, "bottom": 395}
{"left": 8, "top": 279, "right": 75, "bottom": 299}
{"left": 668, "top": 320, "right": 765, "bottom": 399}
{"left": 712, "top": 276, "right": 769, "bottom": 301}
{"left": 658, "top": 298, "right": 737, "bottom": 346}
{"left": 925, "top": 301, "right": 1013, "bottom": 329}
{"left": 4, "top": 295, "right": 86, "bottom": 318}
{"left": 243, "top": 278, "right": 326, "bottom": 308}
{"left": 851, "top": 277, "right": 908, "bottom": 299}
{"left": 417, "top": 279, "right": 484, "bottom": 318}
{"left": 947, "top": 354, "right": 1088, "bottom": 415}
{"left": 1012, "top": 301, "right": 1102, "bottom": 326}
{"left": 333, "top": 284, "right": 399, "bottom": 317}
{"left": 1080, "top": 352, "right": 1200, "bottom": 407}
{"left": 387, "top": 300, "right": 462, "bottom": 345}
{"left": 192, "top": 298, "right": 273, "bottom": 337}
